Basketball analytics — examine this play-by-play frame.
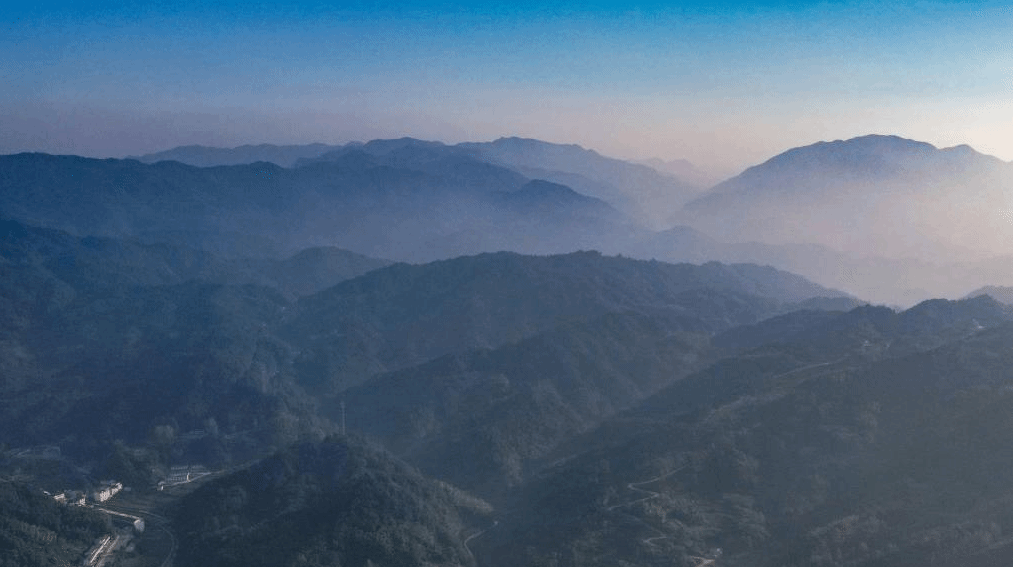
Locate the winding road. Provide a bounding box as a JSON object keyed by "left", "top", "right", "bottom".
{"left": 158, "top": 524, "right": 177, "bottom": 567}
{"left": 606, "top": 465, "right": 685, "bottom": 512}
{"left": 463, "top": 520, "right": 499, "bottom": 559}
{"left": 100, "top": 503, "right": 177, "bottom": 567}
{"left": 603, "top": 464, "right": 690, "bottom": 550}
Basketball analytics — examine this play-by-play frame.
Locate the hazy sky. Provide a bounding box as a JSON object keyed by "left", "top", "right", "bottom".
{"left": 3, "top": 1, "right": 1011, "bottom": 175}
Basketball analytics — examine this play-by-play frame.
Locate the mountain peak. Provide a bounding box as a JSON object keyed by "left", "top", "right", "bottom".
{"left": 834, "top": 133, "right": 935, "bottom": 148}
{"left": 766, "top": 134, "right": 1003, "bottom": 171}
{"left": 698, "top": 133, "right": 1004, "bottom": 197}
{"left": 680, "top": 133, "right": 1013, "bottom": 263}
{"left": 761, "top": 134, "right": 938, "bottom": 172}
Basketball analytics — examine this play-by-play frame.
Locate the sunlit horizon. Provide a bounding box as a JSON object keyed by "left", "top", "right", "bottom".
{"left": 4, "top": 1, "right": 1012, "bottom": 176}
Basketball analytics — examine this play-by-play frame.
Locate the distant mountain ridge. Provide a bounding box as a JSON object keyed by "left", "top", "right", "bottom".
{"left": 12, "top": 134, "right": 1013, "bottom": 305}
{"left": 680, "top": 134, "right": 1013, "bottom": 260}
{"left": 0, "top": 151, "right": 636, "bottom": 262}
{"left": 131, "top": 137, "right": 703, "bottom": 227}
{"left": 0, "top": 147, "right": 931, "bottom": 304}
{"left": 639, "top": 155, "right": 720, "bottom": 186}
{"left": 965, "top": 285, "right": 1013, "bottom": 304}
{"left": 129, "top": 142, "right": 341, "bottom": 167}
{"left": 694, "top": 135, "right": 1006, "bottom": 202}
{"left": 460, "top": 137, "right": 703, "bottom": 227}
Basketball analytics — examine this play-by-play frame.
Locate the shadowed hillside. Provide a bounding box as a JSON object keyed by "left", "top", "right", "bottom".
{"left": 172, "top": 437, "right": 491, "bottom": 567}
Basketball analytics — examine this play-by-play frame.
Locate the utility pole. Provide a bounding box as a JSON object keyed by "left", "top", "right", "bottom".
{"left": 340, "top": 399, "right": 346, "bottom": 436}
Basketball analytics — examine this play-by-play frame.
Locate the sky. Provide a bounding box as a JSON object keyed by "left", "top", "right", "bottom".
{"left": 3, "top": 0, "right": 1012, "bottom": 176}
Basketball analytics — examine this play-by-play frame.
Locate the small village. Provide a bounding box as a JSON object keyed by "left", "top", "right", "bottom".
{"left": 45, "top": 464, "right": 211, "bottom": 567}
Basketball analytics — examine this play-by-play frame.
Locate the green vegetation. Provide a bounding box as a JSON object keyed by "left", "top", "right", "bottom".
{"left": 0, "top": 480, "right": 110, "bottom": 567}
{"left": 345, "top": 312, "right": 712, "bottom": 492}
{"left": 12, "top": 211, "right": 1013, "bottom": 567}
{"left": 479, "top": 304, "right": 1013, "bottom": 567}
{"left": 172, "top": 437, "right": 491, "bottom": 567}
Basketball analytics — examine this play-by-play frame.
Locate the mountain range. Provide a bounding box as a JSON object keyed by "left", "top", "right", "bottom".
{"left": 133, "top": 136, "right": 703, "bottom": 229}
{"left": 0, "top": 219, "right": 854, "bottom": 454}
{"left": 10, "top": 134, "right": 1013, "bottom": 305}
{"left": 7, "top": 131, "right": 1013, "bottom": 567}
{"left": 129, "top": 142, "right": 341, "bottom": 168}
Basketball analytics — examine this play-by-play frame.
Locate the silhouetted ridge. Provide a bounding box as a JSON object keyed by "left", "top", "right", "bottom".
{"left": 130, "top": 142, "right": 340, "bottom": 167}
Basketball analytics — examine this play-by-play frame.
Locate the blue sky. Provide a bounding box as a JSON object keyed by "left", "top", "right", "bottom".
{"left": 3, "top": 1, "right": 1011, "bottom": 173}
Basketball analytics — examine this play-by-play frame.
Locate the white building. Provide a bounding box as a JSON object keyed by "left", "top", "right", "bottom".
{"left": 90, "top": 481, "right": 123, "bottom": 503}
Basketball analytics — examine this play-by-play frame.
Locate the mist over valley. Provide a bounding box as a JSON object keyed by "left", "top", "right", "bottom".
{"left": 5, "top": 129, "right": 1013, "bottom": 566}
{"left": 6, "top": 2, "right": 1013, "bottom": 565}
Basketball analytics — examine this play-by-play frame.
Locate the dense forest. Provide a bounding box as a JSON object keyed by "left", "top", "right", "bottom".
{"left": 172, "top": 437, "right": 492, "bottom": 567}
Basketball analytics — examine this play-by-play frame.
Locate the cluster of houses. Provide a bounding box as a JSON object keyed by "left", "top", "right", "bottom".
{"left": 50, "top": 481, "right": 123, "bottom": 506}
{"left": 91, "top": 481, "right": 123, "bottom": 503}
{"left": 52, "top": 489, "right": 86, "bottom": 506}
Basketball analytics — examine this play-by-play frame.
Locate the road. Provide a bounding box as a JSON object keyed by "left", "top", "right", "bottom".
{"left": 601, "top": 465, "right": 691, "bottom": 550}
{"left": 606, "top": 465, "right": 685, "bottom": 512}
{"left": 93, "top": 505, "right": 144, "bottom": 526}
{"left": 101, "top": 502, "right": 177, "bottom": 567}
{"left": 463, "top": 520, "right": 499, "bottom": 559}
{"left": 159, "top": 524, "right": 177, "bottom": 567}
{"left": 84, "top": 535, "right": 114, "bottom": 567}
{"left": 771, "top": 359, "right": 844, "bottom": 380}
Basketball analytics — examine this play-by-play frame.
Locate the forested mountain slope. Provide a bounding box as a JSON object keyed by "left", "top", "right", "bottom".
{"left": 481, "top": 298, "right": 1013, "bottom": 567}
{"left": 173, "top": 437, "right": 492, "bottom": 567}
